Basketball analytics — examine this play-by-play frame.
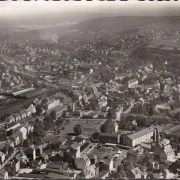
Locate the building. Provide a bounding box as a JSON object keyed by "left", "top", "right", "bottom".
{"left": 97, "top": 95, "right": 107, "bottom": 109}
{"left": 126, "top": 167, "right": 142, "bottom": 178}
{"left": 18, "top": 127, "right": 28, "bottom": 141}
{"left": 124, "top": 127, "right": 155, "bottom": 147}
{"left": 12, "top": 157, "right": 20, "bottom": 172}
{"left": 0, "top": 169, "right": 8, "bottom": 179}
{"left": 44, "top": 99, "right": 61, "bottom": 110}
{"left": 99, "top": 158, "right": 114, "bottom": 172}
{"left": 159, "top": 145, "right": 175, "bottom": 162}
{"left": 0, "top": 152, "right": 5, "bottom": 165}
{"left": 128, "top": 79, "right": 138, "bottom": 88}
{"left": 10, "top": 134, "right": 20, "bottom": 147}
{"left": 99, "top": 133, "right": 120, "bottom": 144}
{"left": 23, "top": 147, "right": 36, "bottom": 161}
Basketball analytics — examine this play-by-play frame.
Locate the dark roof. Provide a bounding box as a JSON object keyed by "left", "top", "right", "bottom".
{"left": 18, "top": 173, "right": 45, "bottom": 178}
{"left": 164, "top": 124, "right": 180, "bottom": 135}
{"left": 73, "top": 136, "right": 85, "bottom": 143}
{"left": 99, "top": 132, "right": 120, "bottom": 138}
{"left": 46, "top": 173, "right": 71, "bottom": 179}
{"left": 24, "top": 88, "right": 48, "bottom": 99}
{"left": 46, "top": 163, "right": 63, "bottom": 170}
{"left": 161, "top": 123, "right": 176, "bottom": 132}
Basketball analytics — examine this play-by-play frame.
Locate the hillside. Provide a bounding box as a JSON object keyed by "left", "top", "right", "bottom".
{"left": 76, "top": 16, "right": 180, "bottom": 32}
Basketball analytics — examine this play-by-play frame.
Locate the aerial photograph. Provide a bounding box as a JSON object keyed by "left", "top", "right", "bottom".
{"left": 0, "top": 0, "right": 180, "bottom": 179}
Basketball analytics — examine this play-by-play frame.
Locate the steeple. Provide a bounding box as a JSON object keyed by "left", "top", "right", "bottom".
{"left": 154, "top": 126, "right": 161, "bottom": 144}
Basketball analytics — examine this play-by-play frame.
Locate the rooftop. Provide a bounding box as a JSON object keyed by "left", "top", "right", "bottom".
{"left": 128, "top": 127, "right": 154, "bottom": 140}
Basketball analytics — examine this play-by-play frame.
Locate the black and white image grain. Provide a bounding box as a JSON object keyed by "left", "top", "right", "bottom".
{"left": 0, "top": 0, "right": 180, "bottom": 179}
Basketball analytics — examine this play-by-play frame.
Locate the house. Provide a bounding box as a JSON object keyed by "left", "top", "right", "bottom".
{"left": 18, "top": 126, "right": 28, "bottom": 141}
{"left": 125, "top": 119, "right": 137, "bottom": 130}
{"left": 0, "top": 169, "right": 8, "bottom": 179}
{"left": 24, "top": 124, "right": 33, "bottom": 135}
{"left": 99, "top": 133, "right": 120, "bottom": 144}
{"left": 88, "top": 154, "right": 98, "bottom": 165}
{"left": 80, "top": 164, "right": 99, "bottom": 179}
{"left": 6, "top": 115, "right": 15, "bottom": 123}
{"left": 23, "top": 147, "right": 36, "bottom": 161}
{"left": 45, "top": 99, "right": 60, "bottom": 110}
{"left": 124, "top": 127, "right": 155, "bottom": 147}
{"left": 35, "top": 146, "right": 43, "bottom": 157}
{"left": 65, "top": 143, "right": 81, "bottom": 163}
{"left": 9, "top": 134, "right": 20, "bottom": 147}
{"left": 71, "top": 143, "right": 81, "bottom": 158}
{"left": 159, "top": 145, "right": 175, "bottom": 162}
{"left": 50, "top": 152, "right": 64, "bottom": 162}
{"left": 6, "top": 139, "right": 15, "bottom": 148}
{"left": 14, "top": 114, "right": 21, "bottom": 121}
{"left": 15, "top": 151, "right": 28, "bottom": 168}
{"left": 126, "top": 167, "right": 142, "bottom": 178}
{"left": 20, "top": 110, "right": 27, "bottom": 119}
{"left": 7, "top": 122, "right": 21, "bottom": 132}
{"left": 98, "top": 112, "right": 107, "bottom": 119}
{"left": 128, "top": 79, "right": 138, "bottom": 88}
{"left": 12, "top": 157, "right": 20, "bottom": 172}
{"left": 0, "top": 151, "right": 5, "bottom": 165}
{"left": 72, "top": 136, "right": 85, "bottom": 145}
{"left": 40, "top": 152, "right": 49, "bottom": 163}
{"left": 51, "top": 105, "right": 67, "bottom": 118}
{"left": 97, "top": 95, "right": 107, "bottom": 109}
{"left": 99, "top": 157, "right": 114, "bottom": 172}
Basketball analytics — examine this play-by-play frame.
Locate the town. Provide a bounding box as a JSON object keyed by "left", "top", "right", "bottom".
{"left": 0, "top": 3, "right": 180, "bottom": 179}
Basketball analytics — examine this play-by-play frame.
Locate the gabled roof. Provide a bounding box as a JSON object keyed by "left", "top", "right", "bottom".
{"left": 131, "top": 167, "right": 142, "bottom": 176}
{"left": 128, "top": 127, "right": 154, "bottom": 140}
{"left": 161, "top": 145, "right": 174, "bottom": 156}
{"left": 71, "top": 143, "right": 80, "bottom": 150}
{"left": 128, "top": 79, "right": 138, "bottom": 84}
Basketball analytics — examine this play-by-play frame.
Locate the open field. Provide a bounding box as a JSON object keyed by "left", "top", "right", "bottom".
{"left": 149, "top": 34, "right": 180, "bottom": 49}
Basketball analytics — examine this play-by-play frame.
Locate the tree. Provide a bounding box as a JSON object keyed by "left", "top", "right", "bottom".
{"left": 1, "top": 145, "right": 9, "bottom": 154}
{"left": 174, "top": 112, "right": 180, "bottom": 121}
{"left": 148, "top": 100, "right": 155, "bottom": 116}
{"left": 159, "top": 164, "right": 166, "bottom": 173}
{"left": 8, "top": 146, "right": 14, "bottom": 156}
{"left": 50, "top": 110, "right": 57, "bottom": 120}
{"left": 34, "top": 119, "right": 45, "bottom": 138}
{"left": 0, "top": 128, "right": 7, "bottom": 141}
{"left": 67, "top": 105, "right": 72, "bottom": 113}
{"left": 100, "top": 119, "right": 114, "bottom": 133}
{"left": 56, "top": 117, "right": 63, "bottom": 128}
{"left": 147, "top": 171, "right": 154, "bottom": 178}
{"left": 91, "top": 132, "right": 99, "bottom": 140}
{"left": 60, "top": 96, "right": 64, "bottom": 103}
{"left": 127, "top": 149, "right": 138, "bottom": 162}
{"left": 107, "top": 108, "right": 116, "bottom": 119}
{"left": 36, "top": 105, "right": 42, "bottom": 115}
{"left": 117, "top": 164, "right": 124, "bottom": 172}
{"left": 23, "top": 138, "right": 31, "bottom": 147}
{"left": 74, "top": 124, "right": 82, "bottom": 135}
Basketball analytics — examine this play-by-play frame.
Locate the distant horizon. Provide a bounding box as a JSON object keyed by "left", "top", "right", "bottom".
{"left": 0, "top": 1, "right": 180, "bottom": 25}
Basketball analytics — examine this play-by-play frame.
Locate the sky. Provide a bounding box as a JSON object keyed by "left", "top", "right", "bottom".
{"left": 0, "top": 1, "right": 180, "bottom": 20}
